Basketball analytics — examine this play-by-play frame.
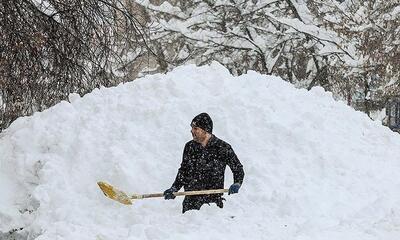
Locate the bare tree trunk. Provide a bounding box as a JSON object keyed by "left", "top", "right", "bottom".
{"left": 0, "top": 0, "right": 148, "bottom": 131}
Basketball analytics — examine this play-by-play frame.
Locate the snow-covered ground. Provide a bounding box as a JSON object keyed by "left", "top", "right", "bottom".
{"left": 1, "top": 63, "right": 400, "bottom": 240}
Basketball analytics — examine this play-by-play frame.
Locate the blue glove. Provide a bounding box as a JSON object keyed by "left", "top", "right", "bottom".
{"left": 228, "top": 183, "right": 241, "bottom": 195}
{"left": 163, "top": 187, "right": 177, "bottom": 200}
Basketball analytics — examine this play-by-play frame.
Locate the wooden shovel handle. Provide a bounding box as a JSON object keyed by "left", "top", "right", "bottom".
{"left": 131, "top": 189, "right": 229, "bottom": 199}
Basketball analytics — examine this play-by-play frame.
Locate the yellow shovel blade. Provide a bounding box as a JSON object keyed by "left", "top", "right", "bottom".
{"left": 97, "top": 181, "right": 133, "bottom": 205}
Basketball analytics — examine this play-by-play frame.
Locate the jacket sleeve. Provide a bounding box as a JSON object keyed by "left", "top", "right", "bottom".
{"left": 226, "top": 146, "right": 245, "bottom": 185}
{"left": 171, "top": 143, "right": 190, "bottom": 190}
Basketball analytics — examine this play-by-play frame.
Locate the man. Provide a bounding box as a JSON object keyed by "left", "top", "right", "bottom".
{"left": 163, "top": 113, "right": 245, "bottom": 213}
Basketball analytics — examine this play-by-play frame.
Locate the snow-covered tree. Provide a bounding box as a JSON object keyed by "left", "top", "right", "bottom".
{"left": 309, "top": 0, "right": 400, "bottom": 115}
{"left": 139, "top": 0, "right": 350, "bottom": 79}
{"left": 136, "top": 0, "right": 399, "bottom": 116}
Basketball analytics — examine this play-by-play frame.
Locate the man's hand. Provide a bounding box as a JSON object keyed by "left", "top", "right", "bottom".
{"left": 163, "top": 187, "right": 177, "bottom": 200}
{"left": 228, "top": 183, "right": 241, "bottom": 195}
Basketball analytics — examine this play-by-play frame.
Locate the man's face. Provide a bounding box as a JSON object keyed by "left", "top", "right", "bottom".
{"left": 191, "top": 125, "right": 207, "bottom": 143}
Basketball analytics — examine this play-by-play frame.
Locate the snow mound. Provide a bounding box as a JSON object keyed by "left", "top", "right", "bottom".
{"left": 1, "top": 62, "right": 400, "bottom": 240}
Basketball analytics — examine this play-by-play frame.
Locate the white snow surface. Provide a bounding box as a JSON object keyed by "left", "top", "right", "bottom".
{"left": 1, "top": 62, "right": 400, "bottom": 240}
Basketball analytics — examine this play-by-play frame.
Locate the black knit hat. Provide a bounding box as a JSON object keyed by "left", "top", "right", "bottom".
{"left": 191, "top": 113, "right": 213, "bottom": 133}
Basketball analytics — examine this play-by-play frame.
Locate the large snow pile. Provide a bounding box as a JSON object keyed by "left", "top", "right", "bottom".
{"left": 1, "top": 63, "right": 400, "bottom": 240}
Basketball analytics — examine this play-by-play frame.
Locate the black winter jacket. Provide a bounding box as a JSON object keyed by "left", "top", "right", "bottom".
{"left": 172, "top": 135, "right": 244, "bottom": 213}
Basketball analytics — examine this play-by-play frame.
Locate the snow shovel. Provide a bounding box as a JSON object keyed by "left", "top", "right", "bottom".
{"left": 97, "top": 181, "right": 229, "bottom": 205}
